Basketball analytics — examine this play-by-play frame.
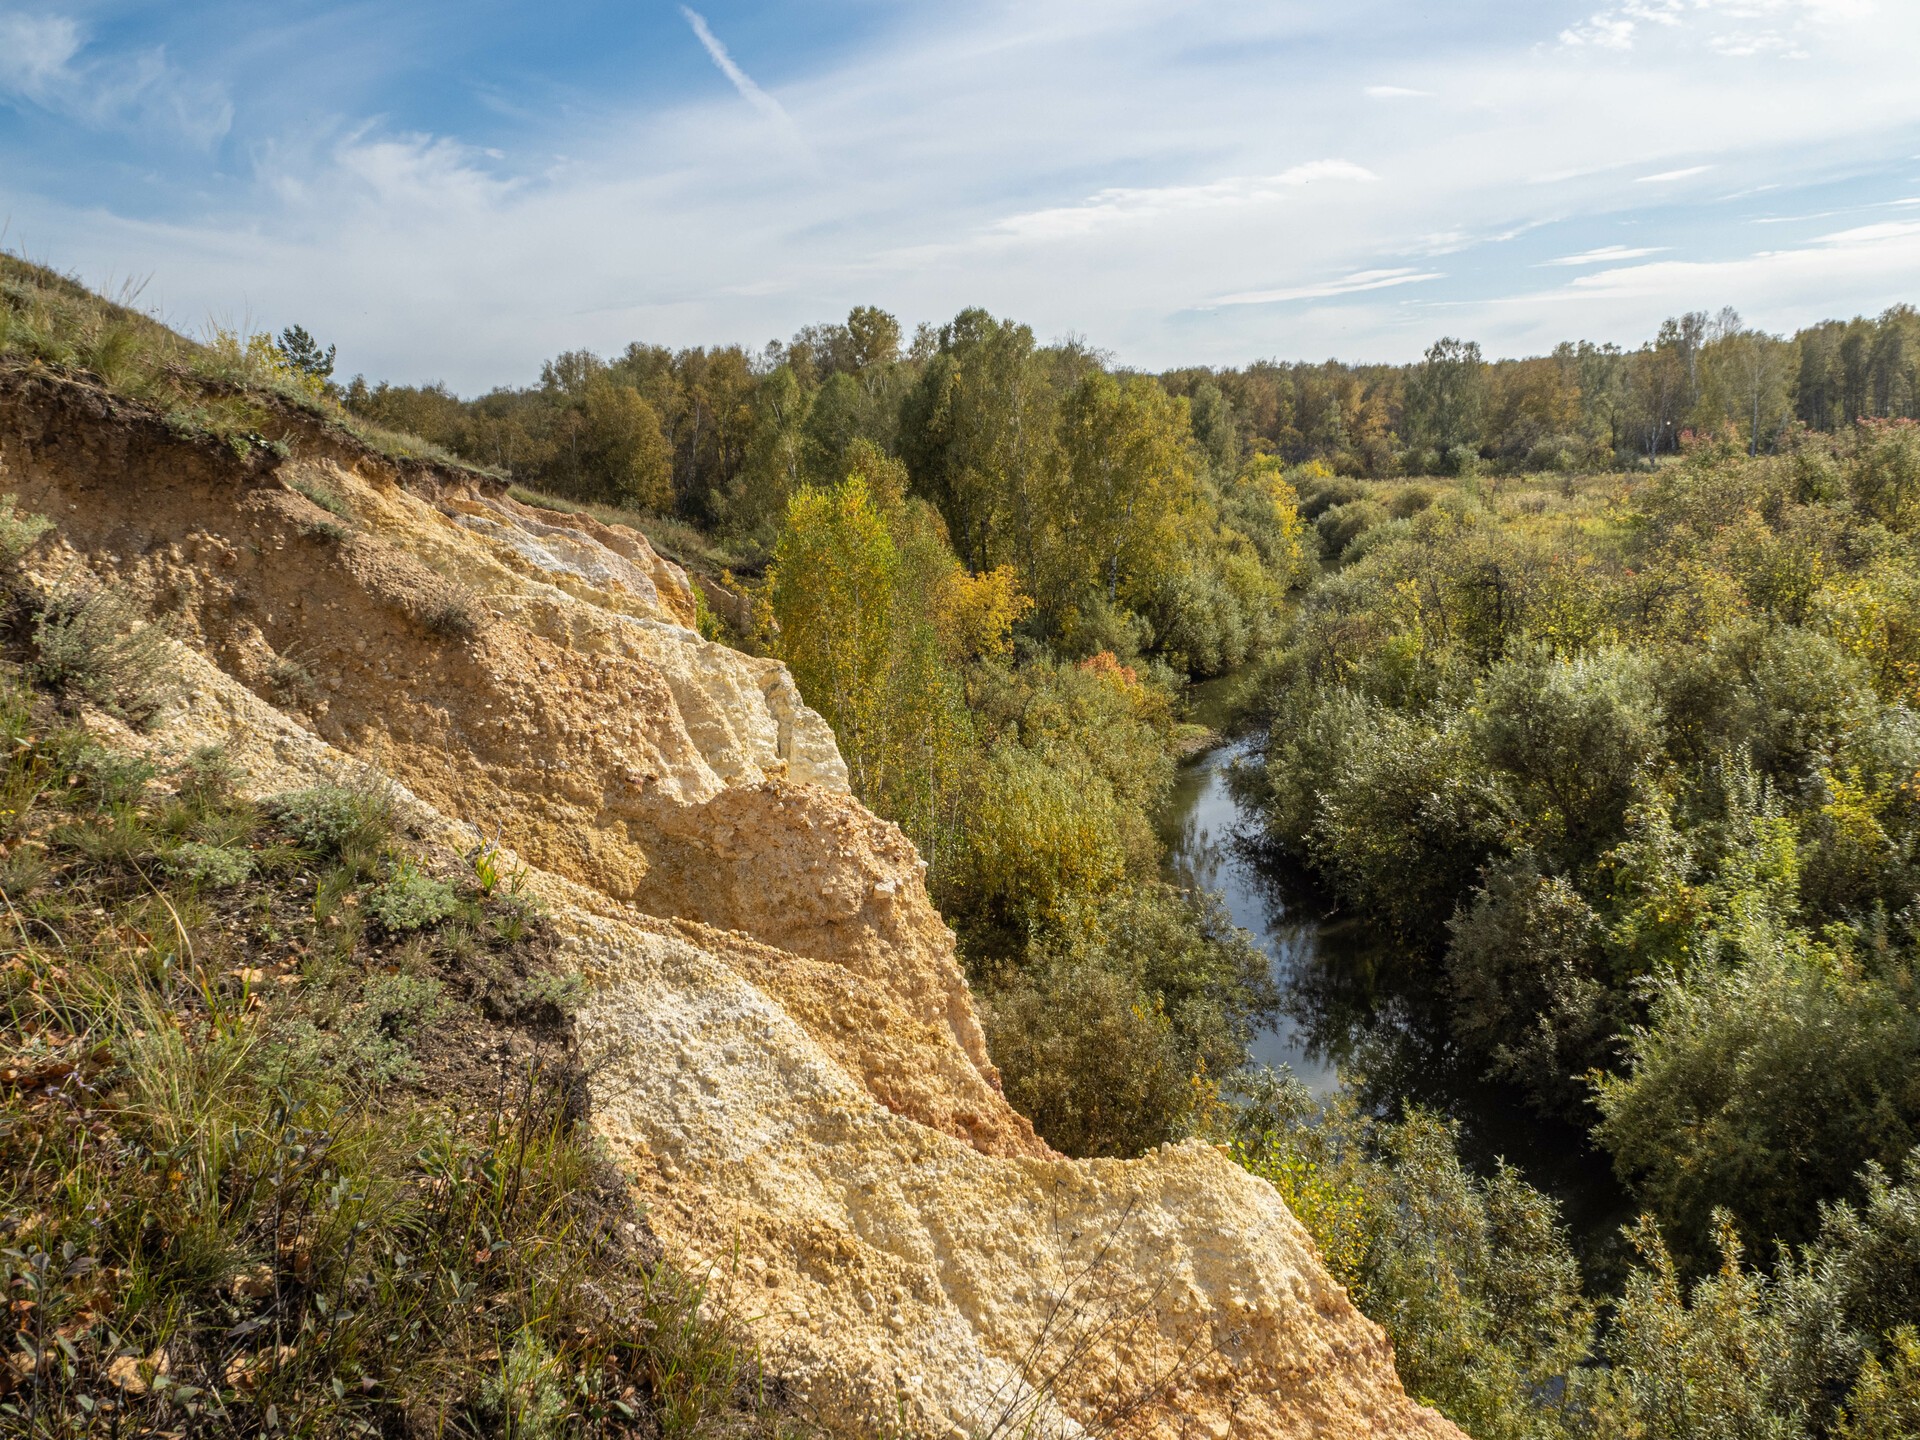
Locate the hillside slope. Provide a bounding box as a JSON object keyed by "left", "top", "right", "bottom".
{"left": 0, "top": 364, "right": 1460, "bottom": 1439}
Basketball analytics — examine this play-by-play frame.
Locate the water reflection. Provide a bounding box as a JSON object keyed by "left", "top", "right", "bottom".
{"left": 1159, "top": 737, "right": 1341, "bottom": 1093}
{"left": 1160, "top": 735, "right": 1632, "bottom": 1270}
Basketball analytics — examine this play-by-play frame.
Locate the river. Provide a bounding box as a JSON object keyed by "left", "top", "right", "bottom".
{"left": 1158, "top": 728, "right": 1632, "bottom": 1270}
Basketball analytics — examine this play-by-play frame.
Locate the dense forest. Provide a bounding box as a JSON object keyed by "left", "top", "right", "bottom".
{"left": 329, "top": 304, "right": 1920, "bottom": 1440}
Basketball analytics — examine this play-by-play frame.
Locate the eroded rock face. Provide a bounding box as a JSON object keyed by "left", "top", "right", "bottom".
{"left": 0, "top": 374, "right": 1461, "bottom": 1439}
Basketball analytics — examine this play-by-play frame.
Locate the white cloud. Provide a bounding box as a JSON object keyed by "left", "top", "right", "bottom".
{"left": 1637, "top": 165, "right": 1713, "bottom": 182}
{"left": 1365, "top": 85, "right": 1430, "bottom": 99}
{"left": 1561, "top": 0, "right": 1868, "bottom": 55}
{"left": 1560, "top": 15, "right": 1639, "bottom": 48}
{"left": 678, "top": 7, "right": 793, "bottom": 130}
{"left": 1710, "top": 31, "right": 1807, "bottom": 58}
{"left": 0, "top": 12, "right": 82, "bottom": 99}
{"left": 1811, "top": 219, "right": 1920, "bottom": 246}
{"left": 1543, "top": 217, "right": 1920, "bottom": 304}
{"left": 0, "top": 8, "right": 230, "bottom": 145}
{"left": 1212, "top": 268, "right": 1443, "bottom": 306}
{"left": 4, "top": 0, "right": 1916, "bottom": 385}
{"left": 1542, "top": 244, "right": 1669, "bottom": 265}
{"left": 987, "top": 160, "right": 1376, "bottom": 241}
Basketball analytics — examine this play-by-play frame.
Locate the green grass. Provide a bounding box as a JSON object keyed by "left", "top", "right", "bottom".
{"left": 0, "top": 683, "right": 811, "bottom": 1437}
{"left": 0, "top": 254, "right": 493, "bottom": 478}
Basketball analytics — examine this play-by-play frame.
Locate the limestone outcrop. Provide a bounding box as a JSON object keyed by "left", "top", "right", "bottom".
{"left": 0, "top": 370, "right": 1461, "bottom": 1438}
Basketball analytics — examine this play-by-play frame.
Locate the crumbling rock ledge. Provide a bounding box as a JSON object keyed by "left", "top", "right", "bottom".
{"left": 0, "top": 370, "right": 1462, "bottom": 1439}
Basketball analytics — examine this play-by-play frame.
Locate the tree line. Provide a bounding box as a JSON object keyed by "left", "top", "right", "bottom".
{"left": 344, "top": 302, "right": 1920, "bottom": 530}
{"left": 349, "top": 306, "right": 1309, "bottom": 679}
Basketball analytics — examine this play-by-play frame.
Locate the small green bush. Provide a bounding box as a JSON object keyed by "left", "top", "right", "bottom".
{"left": 476, "top": 1330, "right": 569, "bottom": 1440}
{"left": 300, "top": 517, "right": 351, "bottom": 544}
{"left": 272, "top": 779, "right": 396, "bottom": 858}
{"left": 267, "top": 650, "right": 316, "bottom": 699}
{"left": 163, "top": 840, "right": 253, "bottom": 890}
{"left": 0, "top": 492, "right": 52, "bottom": 576}
{"left": 418, "top": 589, "right": 482, "bottom": 640}
{"left": 1838, "top": 1329, "right": 1920, "bottom": 1440}
{"left": 29, "top": 586, "right": 174, "bottom": 725}
{"left": 368, "top": 867, "right": 458, "bottom": 932}
{"left": 1229, "top": 1078, "right": 1596, "bottom": 1440}
{"left": 985, "top": 958, "right": 1193, "bottom": 1158}
{"left": 287, "top": 475, "right": 351, "bottom": 519}
{"left": 1314, "top": 498, "right": 1390, "bottom": 559}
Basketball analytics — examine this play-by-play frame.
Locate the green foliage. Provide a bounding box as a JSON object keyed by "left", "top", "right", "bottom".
{"left": 767, "top": 459, "right": 1280, "bottom": 1160}
{"left": 1243, "top": 428, "right": 1920, "bottom": 1268}
{"left": 271, "top": 778, "right": 397, "bottom": 861}
{"left": 287, "top": 474, "right": 351, "bottom": 519}
{"left": 0, "top": 492, "right": 52, "bottom": 578}
{"left": 29, "top": 585, "right": 175, "bottom": 726}
{"left": 1474, "top": 645, "right": 1665, "bottom": 868}
{"left": 1311, "top": 700, "right": 1500, "bottom": 937}
{"left": 367, "top": 865, "right": 460, "bottom": 932}
{"left": 1315, "top": 497, "right": 1388, "bottom": 559}
{"left": 276, "top": 323, "right": 335, "bottom": 382}
{"left": 952, "top": 743, "right": 1132, "bottom": 937}
{"left": 1593, "top": 1217, "right": 1803, "bottom": 1440}
{"left": 1361, "top": 1117, "right": 1594, "bottom": 1440}
{"left": 417, "top": 584, "right": 484, "bottom": 640}
{"left": 578, "top": 380, "right": 674, "bottom": 511}
{"left": 1229, "top": 1076, "right": 1595, "bottom": 1440}
{"left": 1778, "top": 1152, "right": 1920, "bottom": 1428}
{"left": 0, "top": 681, "right": 806, "bottom": 1438}
{"left": 364, "top": 299, "right": 1311, "bottom": 682}
{"left": 161, "top": 839, "right": 254, "bottom": 890}
{"left": 984, "top": 883, "right": 1273, "bottom": 1156}
{"left": 477, "top": 1330, "right": 569, "bottom": 1440}
{"left": 1837, "top": 1329, "right": 1920, "bottom": 1440}
{"left": 984, "top": 953, "right": 1193, "bottom": 1158}
{"left": 769, "top": 476, "right": 902, "bottom": 793}
{"left": 1446, "top": 855, "right": 1616, "bottom": 1114}
{"left": 1594, "top": 944, "right": 1920, "bottom": 1260}
{"left": 1406, "top": 338, "right": 1488, "bottom": 454}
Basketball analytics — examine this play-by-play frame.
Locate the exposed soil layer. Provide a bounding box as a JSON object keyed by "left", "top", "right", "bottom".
{"left": 0, "top": 365, "right": 1461, "bottom": 1440}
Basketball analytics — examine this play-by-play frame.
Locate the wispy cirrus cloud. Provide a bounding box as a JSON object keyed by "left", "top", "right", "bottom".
{"left": 0, "top": 8, "right": 230, "bottom": 146}
{"left": 1638, "top": 164, "right": 1713, "bottom": 182}
{"left": 1212, "top": 267, "right": 1443, "bottom": 307}
{"left": 678, "top": 6, "right": 792, "bottom": 130}
{"left": 987, "top": 159, "right": 1376, "bottom": 241}
{"left": 1542, "top": 217, "right": 1920, "bottom": 303}
{"left": 1542, "top": 244, "right": 1669, "bottom": 265}
{"left": 1561, "top": 0, "right": 1868, "bottom": 56}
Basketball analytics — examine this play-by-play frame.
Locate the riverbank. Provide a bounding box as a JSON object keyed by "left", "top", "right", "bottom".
{"left": 1160, "top": 700, "right": 1635, "bottom": 1283}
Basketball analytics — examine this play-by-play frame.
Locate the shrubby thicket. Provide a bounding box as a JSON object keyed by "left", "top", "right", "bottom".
{"left": 761, "top": 438, "right": 1293, "bottom": 1157}
{"left": 1237, "top": 421, "right": 1920, "bottom": 1436}
{"left": 1237, "top": 1065, "right": 1920, "bottom": 1440}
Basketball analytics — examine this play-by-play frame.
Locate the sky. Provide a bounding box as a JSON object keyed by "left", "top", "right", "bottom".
{"left": 3, "top": 0, "right": 1919, "bottom": 392}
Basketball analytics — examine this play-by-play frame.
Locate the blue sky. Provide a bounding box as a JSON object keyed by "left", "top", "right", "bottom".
{"left": 3, "top": 0, "right": 1919, "bottom": 392}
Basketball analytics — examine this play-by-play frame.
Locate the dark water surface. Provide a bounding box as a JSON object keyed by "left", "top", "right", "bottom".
{"left": 1158, "top": 736, "right": 1342, "bottom": 1092}
{"left": 1158, "top": 729, "right": 1633, "bottom": 1270}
